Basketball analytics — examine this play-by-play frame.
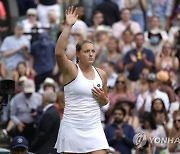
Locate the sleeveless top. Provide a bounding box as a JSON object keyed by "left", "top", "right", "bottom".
{"left": 62, "top": 64, "right": 103, "bottom": 128}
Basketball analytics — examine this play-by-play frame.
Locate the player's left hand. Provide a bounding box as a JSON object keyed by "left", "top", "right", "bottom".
{"left": 91, "top": 87, "right": 107, "bottom": 104}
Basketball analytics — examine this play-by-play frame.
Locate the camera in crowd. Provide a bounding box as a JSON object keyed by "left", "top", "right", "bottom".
{"left": 0, "top": 80, "right": 15, "bottom": 111}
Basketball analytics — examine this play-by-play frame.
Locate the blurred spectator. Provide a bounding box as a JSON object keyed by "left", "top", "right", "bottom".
{"left": 15, "top": 76, "right": 28, "bottom": 94}
{"left": 131, "top": 68, "right": 149, "bottom": 95}
{"left": 155, "top": 42, "right": 179, "bottom": 86}
{"left": 136, "top": 111, "right": 167, "bottom": 153}
{"left": 113, "top": 0, "right": 125, "bottom": 11}
{"left": 22, "top": 8, "right": 43, "bottom": 43}
{"left": 116, "top": 99, "right": 139, "bottom": 132}
{"left": 168, "top": 110, "right": 180, "bottom": 153}
{"left": 10, "top": 136, "right": 33, "bottom": 154}
{"left": 169, "top": 12, "right": 180, "bottom": 45}
{"left": 0, "top": 22, "right": 31, "bottom": 79}
{"left": 144, "top": 16, "right": 168, "bottom": 43}
{"left": 62, "top": 0, "right": 80, "bottom": 11}
{"left": 93, "top": 25, "right": 110, "bottom": 66}
{"left": 36, "top": 0, "right": 60, "bottom": 26}
{"left": 104, "top": 106, "right": 135, "bottom": 154}
{"left": 54, "top": 90, "right": 65, "bottom": 119}
{"left": 70, "top": 6, "right": 88, "bottom": 40}
{"left": 13, "top": 62, "right": 34, "bottom": 83}
{"left": 136, "top": 73, "right": 170, "bottom": 115}
{"left": 125, "top": 0, "right": 147, "bottom": 31}
{"left": 118, "top": 26, "right": 135, "bottom": 58}
{"left": 31, "top": 91, "right": 60, "bottom": 154}
{"left": 38, "top": 77, "right": 59, "bottom": 94}
{"left": 151, "top": 98, "right": 172, "bottom": 132}
{"left": 95, "top": 0, "right": 120, "bottom": 26}
{"left": 82, "top": 0, "right": 96, "bottom": 25}
{"left": 157, "top": 70, "right": 176, "bottom": 103}
{"left": 175, "top": 86, "right": 180, "bottom": 103}
{"left": 16, "top": 0, "right": 37, "bottom": 16}
{"left": 0, "top": 0, "right": 7, "bottom": 43}
{"left": 47, "top": 10, "right": 60, "bottom": 43}
{"left": 0, "top": 57, "right": 5, "bottom": 80}
{"left": 10, "top": 79, "right": 42, "bottom": 148}
{"left": 90, "top": 10, "right": 104, "bottom": 29}
{"left": 107, "top": 74, "right": 136, "bottom": 122}
{"left": 30, "top": 32, "right": 57, "bottom": 90}
{"left": 123, "top": 33, "right": 154, "bottom": 81}
{"left": 112, "top": 8, "right": 141, "bottom": 39}
{"left": 66, "top": 28, "right": 86, "bottom": 63}
{"left": 87, "top": 11, "right": 105, "bottom": 41}
{"left": 97, "top": 36, "right": 122, "bottom": 66}
{"left": 147, "top": 0, "right": 173, "bottom": 30}
{"left": 144, "top": 28, "right": 164, "bottom": 56}
{"left": 169, "top": 12, "right": 180, "bottom": 62}
{"left": 0, "top": 0, "right": 6, "bottom": 20}
{"left": 169, "top": 86, "right": 180, "bottom": 114}
{"left": 100, "top": 61, "right": 118, "bottom": 90}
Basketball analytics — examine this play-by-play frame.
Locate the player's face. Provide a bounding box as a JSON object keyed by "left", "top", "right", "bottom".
{"left": 78, "top": 43, "right": 96, "bottom": 64}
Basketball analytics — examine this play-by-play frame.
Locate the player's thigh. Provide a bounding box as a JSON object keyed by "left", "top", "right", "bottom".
{"left": 90, "top": 149, "right": 107, "bottom": 154}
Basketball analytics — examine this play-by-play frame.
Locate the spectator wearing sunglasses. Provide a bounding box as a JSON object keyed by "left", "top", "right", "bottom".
{"left": 168, "top": 110, "right": 180, "bottom": 153}
{"left": 136, "top": 73, "right": 169, "bottom": 116}
{"left": 107, "top": 74, "right": 136, "bottom": 123}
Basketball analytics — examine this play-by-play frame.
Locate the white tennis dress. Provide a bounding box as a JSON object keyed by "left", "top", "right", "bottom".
{"left": 55, "top": 64, "right": 109, "bottom": 153}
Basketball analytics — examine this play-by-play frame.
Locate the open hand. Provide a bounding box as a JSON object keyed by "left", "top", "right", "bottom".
{"left": 65, "top": 6, "right": 78, "bottom": 26}
{"left": 91, "top": 87, "right": 107, "bottom": 104}
{"left": 130, "top": 54, "right": 137, "bottom": 62}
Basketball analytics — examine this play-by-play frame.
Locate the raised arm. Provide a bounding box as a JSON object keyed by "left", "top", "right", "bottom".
{"left": 55, "top": 6, "right": 78, "bottom": 84}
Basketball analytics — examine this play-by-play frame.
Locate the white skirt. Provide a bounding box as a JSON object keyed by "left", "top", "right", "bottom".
{"left": 55, "top": 123, "right": 109, "bottom": 153}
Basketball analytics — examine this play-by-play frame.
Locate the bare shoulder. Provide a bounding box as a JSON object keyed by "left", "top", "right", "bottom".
{"left": 96, "top": 67, "right": 107, "bottom": 81}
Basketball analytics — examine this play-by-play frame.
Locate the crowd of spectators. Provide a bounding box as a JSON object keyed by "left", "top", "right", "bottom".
{"left": 0, "top": 0, "right": 180, "bottom": 154}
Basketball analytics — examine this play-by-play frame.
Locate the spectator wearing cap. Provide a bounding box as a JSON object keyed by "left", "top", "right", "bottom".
{"left": 136, "top": 73, "right": 169, "bottom": 116}
{"left": 31, "top": 91, "right": 60, "bottom": 154}
{"left": 38, "top": 77, "right": 58, "bottom": 94}
{"left": 10, "top": 136, "right": 33, "bottom": 154}
{"left": 21, "top": 8, "right": 43, "bottom": 43}
{"left": 0, "top": 22, "right": 30, "bottom": 79}
{"left": 10, "top": 79, "right": 42, "bottom": 149}
{"left": 123, "top": 33, "right": 155, "bottom": 81}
